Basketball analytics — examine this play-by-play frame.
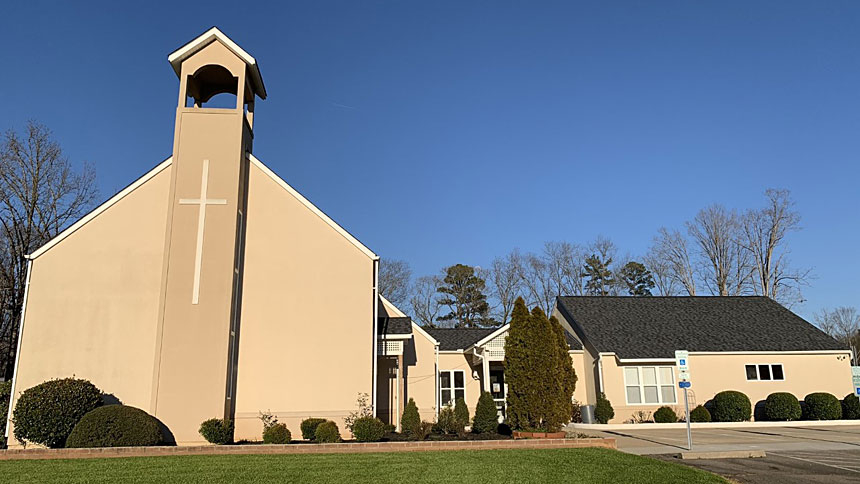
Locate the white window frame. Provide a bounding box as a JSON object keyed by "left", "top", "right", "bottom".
{"left": 439, "top": 370, "right": 466, "bottom": 407}
{"left": 745, "top": 363, "right": 785, "bottom": 381}
{"left": 622, "top": 366, "right": 677, "bottom": 406}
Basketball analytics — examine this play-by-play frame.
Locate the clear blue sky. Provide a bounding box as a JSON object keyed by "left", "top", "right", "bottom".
{"left": 1, "top": 1, "right": 857, "bottom": 321}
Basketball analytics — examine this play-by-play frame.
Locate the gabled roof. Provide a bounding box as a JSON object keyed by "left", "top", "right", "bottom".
{"left": 425, "top": 325, "right": 582, "bottom": 351}
{"left": 168, "top": 27, "right": 267, "bottom": 99}
{"left": 378, "top": 317, "right": 412, "bottom": 335}
{"left": 249, "top": 154, "right": 378, "bottom": 260}
{"left": 470, "top": 323, "right": 582, "bottom": 351}
{"left": 556, "top": 296, "right": 846, "bottom": 360}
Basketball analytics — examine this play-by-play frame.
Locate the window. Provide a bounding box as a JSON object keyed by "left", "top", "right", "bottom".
{"left": 623, "top": 366, "right": 676, "bottom": 405}
{"left": 745, "top": 364, "right": 784, "bottom": 381}
{"left": 439, "top": 370, "right": 465, "bottom": 407}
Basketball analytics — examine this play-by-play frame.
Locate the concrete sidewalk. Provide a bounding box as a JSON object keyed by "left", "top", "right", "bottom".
{"left": 587, "top": 424, "right": 860, "bottom": 455}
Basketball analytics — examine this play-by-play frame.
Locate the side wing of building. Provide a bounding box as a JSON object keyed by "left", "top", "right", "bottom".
{"left": 233, "top": 156, "right": 377, "bottom": 440}
{"left": 6, "top": 161, "right": 173, "bottom": 442}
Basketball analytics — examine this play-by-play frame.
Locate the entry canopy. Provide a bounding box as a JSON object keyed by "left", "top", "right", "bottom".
{"left": 168, "top": 27, "right": 267, "bottom": 100}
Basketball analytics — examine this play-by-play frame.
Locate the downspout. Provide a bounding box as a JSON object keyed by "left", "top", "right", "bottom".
{"left": 6, "top": 258, "right": 32, "bottom": 440}
{"left": 435, "top": 343, "right": 440, "bottom": 419}
{"left": 597, "top": 354, "right": 605, "bottom": 395}
{"left": 371, "top": 259, "right": 379, "bottom": 418}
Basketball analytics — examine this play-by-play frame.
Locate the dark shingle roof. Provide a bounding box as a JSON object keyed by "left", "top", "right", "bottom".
{"left": 425, "top": 328, "right": 497, "bottom": 350}
{"left": 378, "top": 317, "right": 412, "bottom": 335}
{"left": 424, "top": 326, "right": 583, "bottom": 351}
{"left": 556, "top": 296, "right": 845, "bottom": 359}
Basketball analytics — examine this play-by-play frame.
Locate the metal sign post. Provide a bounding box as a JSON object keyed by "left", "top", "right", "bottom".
{"left": 675, "top": 350, "right": 692, "bottom": 451}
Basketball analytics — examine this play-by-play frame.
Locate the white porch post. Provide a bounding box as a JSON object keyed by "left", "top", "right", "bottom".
{"left": 481, "top": 351, "right": 490, "bottom": 393}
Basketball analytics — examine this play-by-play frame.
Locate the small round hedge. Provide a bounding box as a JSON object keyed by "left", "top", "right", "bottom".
{"left": 472, "top": 392, "right": 499, "bottom": 434}
{"left": 843, "top": 394, "right": 860, "bottom": 420}
{"left": 711, "top": 391, "right": 751, "bottom": 422}
{"left": 199, "top": 418, "right": 233, "bottom": 444}
{"left": 803, "top": 393, "right": 841, "bottom": 420}
{"left": 653, "top": 406, "right": 678, "bottom": 423}
{"left": 12, "top": 378, "right": 103, "bottom": 448}
{"left": 300, "top": 418, "right": 326, "bottom": 440}
{"left": 262, "top": 423, "right": 291, "bottom": 444}
{"left": 594, "top": 393, "right": 614, "bottom": 424}
{"left": 352, "top": 416, "right": 385, "bottom": 442}
{"left": 66, "top": 405, "right": 163, "bottom": 448}
{"left": 764, "top": 392, "right": 802, "bottom": 421}
{"left": 689, "top": 405, "right": 711, "bottom": 423}
{"left": 314, "top": 420, "right": 341, "bottom": 443}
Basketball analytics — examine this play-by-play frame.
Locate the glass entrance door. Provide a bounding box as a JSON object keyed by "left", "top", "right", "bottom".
{"left": 489, "top": 368, "right": 506, "bottom": 420}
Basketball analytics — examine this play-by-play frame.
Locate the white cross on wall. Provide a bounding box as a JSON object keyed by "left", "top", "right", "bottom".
{"left": 179, "top": 159, "right": 227, "bottom": 305}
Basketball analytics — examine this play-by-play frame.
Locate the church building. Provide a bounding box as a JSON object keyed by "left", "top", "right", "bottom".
{"left": 6, "top": 28, "right": 385, "bottom": 445}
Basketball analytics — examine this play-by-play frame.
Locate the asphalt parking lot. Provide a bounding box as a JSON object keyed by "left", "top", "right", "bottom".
{"left": 589, "top": 425, "right": 860, "bottom": 483}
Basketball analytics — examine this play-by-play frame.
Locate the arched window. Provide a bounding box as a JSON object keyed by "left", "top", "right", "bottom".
{"left": 185, "top": 64, "right": 238, "bottom": 109}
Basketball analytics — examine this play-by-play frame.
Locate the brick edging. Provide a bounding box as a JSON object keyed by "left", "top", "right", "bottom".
{"left": 0, "top": 438, "right": 616, "bottom": 460}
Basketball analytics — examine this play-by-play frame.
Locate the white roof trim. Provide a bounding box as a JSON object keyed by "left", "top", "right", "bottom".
{"left": 379, "top": 294, "right": 407, "bottom": 317}
{"left": 168, "top": 27, "right": 266, "bottom": 99}
{"left": 378, "top": 334, "right": 412, "bottom": 341}
{"left": 249, "top": 154, "right": 378, "bottom": 260}
{"left": 27, "top": 158, "right": 173, "bottom": 260}
{"left": 471, "top": 323, "right": 510, "bottom": 349}
{"left": 412, "top": 322, "right": 439, "bottom": 346}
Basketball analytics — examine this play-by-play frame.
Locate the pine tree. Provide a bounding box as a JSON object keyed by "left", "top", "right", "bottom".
{"left": 503, "top": 298, "right": 533, "bottom": 430}
{"left": 582, "top": 254, "right": 614, "bottom": 295}
{"left": 619, "top": 261, "right": 655, "bottom": 296}
{"left": 549, "top": 314, "right": 577, "bottom": 429}
{"left": 436, "top": 264, "right": 492, "bottom": 328}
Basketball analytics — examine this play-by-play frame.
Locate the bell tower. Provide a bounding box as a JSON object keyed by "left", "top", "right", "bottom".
{"left": 151, "top": 28, "right": 266, "bottom": 443}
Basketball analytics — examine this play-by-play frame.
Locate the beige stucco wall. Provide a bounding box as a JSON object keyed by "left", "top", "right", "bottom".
{"left": 232, "top": 162, "right": 376, "bottom": 441}
{"left": 570, "top": 351, "right": 588, "bottom": 405}
{"left": 6, "top": 166, "right": 172, "bottom": 446}
{"left": 403, "top": 329, "right": 439, "bottom": 423}
{"left": 437, "top": 352, "right": 483, "bottom": 414}
{"left": 599, "top": 352, "right": 854, "bottom": 423}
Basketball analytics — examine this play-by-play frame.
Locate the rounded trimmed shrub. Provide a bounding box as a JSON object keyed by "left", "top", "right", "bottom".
{"left": 12, "top": 378, "right": 103, "bottom": 448}
{"left": 472, "top": 392, "right": 499, "bottom": 434}
{"left": 300, "top": 418, "right": 326, "bottom": 440}
{"left": 314, "top": 420, "right": 341, "bottom": 443}
{"left": 711, "top": 391, "right": 751, "bottom": 422}
{"left": 352, "top": 416, "right": 385, "bottom": 442}
{"left": 594, "top": 393, "right": 614, "bottom": 424}
{"left": 764, "top": 392, "right": 801, "bottom": 421}
{"left": 262, "top": 423, "right": 291, "bottom": 444}
{"left": 843, "top": 394, "right": 860, "bottom": 420}
{"left": 689, "top": 405, "right": 711, "bottom": 423}
{"left": 66, "top": 405, "right": 163, "bottom": 448}
{"left": 803, "top": 393, "right": 841, "bottom": 420}
{"left": 401, "top": 398, "right": 421, "bottom": 438}
{"left": 199, "top": 418, "right": 233, "bottom": 444}
{"left": 653, "top": 406, "right": 678, "bottom": 423}
{"left": 435, "top": 406, "right": 460, "bottom": 434}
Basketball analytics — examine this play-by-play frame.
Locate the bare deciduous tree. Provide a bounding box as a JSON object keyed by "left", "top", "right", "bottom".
{"left": 740, "top": 189, "right": 810, "bottom": 307}
{"left": 409, "top": 275, "right": 442, "bottom": 327}
{"left": 649, "top": 228, "right": 696, "bottom": 295}
{"left": 643, "top": 249, "right": 678, "bottom": 296}
{"left": 488, "top": 250, "right": 524, "bottom": 324}
{"left": 520, "top": 241, "right": 583, "bottom": 315}
{"left": 0, "top": 121, "right": 97, "bottom": 377}
{"left": 815, "top": 307, "right": 859, "bottom": 364}
{"left": 378, "top": 258, "right": 412, "bottom": 310}
{"left": 686, "top": 205, "right": 751, "bottom": 296}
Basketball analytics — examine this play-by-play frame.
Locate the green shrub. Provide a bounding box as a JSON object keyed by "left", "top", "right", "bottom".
{"left": 314, "top": 420, "right": 341, "bottom": 443}
{"left": 711, "top": 391, "right": 751, "bottom": 422}
{"left": 262, "top": 423, "right": 290, "bottom": 444}
{"left": 653, "top": 406, "right": 678, "bottom": 423}
{"left": 12, "top": 378, "right": 103, "bottom": 448}
{"left": 198, "top": 418, "right": 233, "bottom": 444}
{"left": 434, "top": 406, "right": 461, "bottom": 434}
{"left": 0, "top": 380, "right": 12, "bottom": 444}
{"left": 803, "top": 393, "right": 841, "bottom": 420}
{"left": 352, "top": 416, "right": 385, "bottom": 442}
{"left": 454, "top": 397, "right": 469, "bottom": 429}
{"left": 689, "top": 405, "right": 711, "bottom": 423}
{"left": 300, "top": 418, "right": 326, "bottom": 440}
{"left": 472, "top": 392, "right": 499, "bottom": 434}
{"left": 65, "top": 405, "right": 163, "bottom": 448}
{"left": 764, "top": 392, "right": 801, "bottom": 421}
{"left": 401, "top": 398, "right": 421, "bottom": 438}
{"left": 594, "top": 393, "right": 614, "bottom": 424}
{"left": 843, "top": 394, "right": 860, "bottom": 420}
{"left": 570, "top": 399, "right": 582, "bottom": 424}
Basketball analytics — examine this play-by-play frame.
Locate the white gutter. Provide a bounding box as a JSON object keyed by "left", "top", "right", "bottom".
{"left": 435, "top": 343, "right": 440, "bottom": 418}
{"left": 6, "top": 259, "right": 32, "bottom": 439}
{"left": 597, "top": 354, "right": 605, "bottom": 394}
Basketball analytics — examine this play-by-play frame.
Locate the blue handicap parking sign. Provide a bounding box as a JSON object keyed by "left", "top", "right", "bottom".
{"left": 680, "top": 359, "right": 686, "bottom": 365}
{"left": 856, "top": 387, "right": 860, "bottom": 396}
{"left": 679, "top": 381, "right": 691, "bottom": 389}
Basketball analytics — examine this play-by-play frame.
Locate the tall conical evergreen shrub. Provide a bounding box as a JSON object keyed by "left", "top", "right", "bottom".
{"left": 504, "top": 298, "right": 574, "bottom": 432}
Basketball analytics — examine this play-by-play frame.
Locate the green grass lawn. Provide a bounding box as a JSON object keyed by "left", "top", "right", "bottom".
{"left": 0, "top": 448, "right": 726, "bottom": 483}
